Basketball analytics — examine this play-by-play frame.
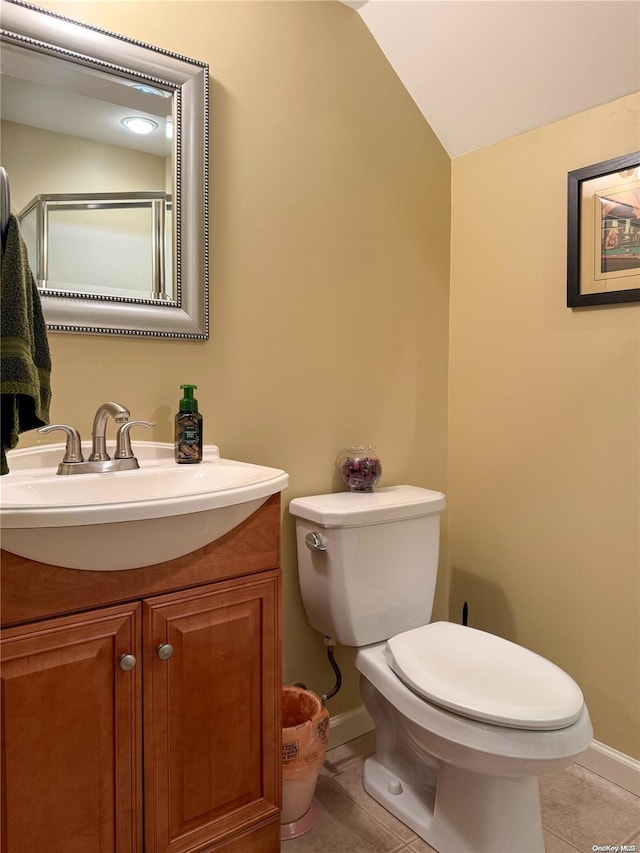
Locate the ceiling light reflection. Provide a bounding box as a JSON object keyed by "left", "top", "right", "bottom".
{"left": 120, "top": 116, "right": 159, "bottom": 135}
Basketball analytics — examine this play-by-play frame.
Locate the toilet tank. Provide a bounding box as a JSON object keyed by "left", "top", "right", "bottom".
{"left": 289, "top": 485, "right": 446, "bottom": 647}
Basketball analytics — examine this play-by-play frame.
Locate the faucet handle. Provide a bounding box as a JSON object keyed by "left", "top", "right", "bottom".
{"left": 115, "top": 420, "right": 155, "bottom": 459}
{"left": 38, "top": 424, "right": 84, "bottom": 463}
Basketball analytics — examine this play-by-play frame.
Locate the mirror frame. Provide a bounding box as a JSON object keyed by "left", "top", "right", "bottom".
{"left": 1, "top": 0, "right": 209, "bottom": 339}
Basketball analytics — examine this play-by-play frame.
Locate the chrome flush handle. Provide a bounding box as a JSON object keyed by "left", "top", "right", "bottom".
{"left": 305, "top": 532, "right": 327, "bottom": 552}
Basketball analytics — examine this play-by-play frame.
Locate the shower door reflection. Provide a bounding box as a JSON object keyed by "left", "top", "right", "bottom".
{"left": 19, "top": 192, "right": 173, "bottom": 302}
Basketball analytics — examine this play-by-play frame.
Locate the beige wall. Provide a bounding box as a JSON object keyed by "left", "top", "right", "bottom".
{"left": 449, "top": 93, "right": 640, "bottom": 758}
{"left": 18, "top": 1, "right": 451, "bottom": 718}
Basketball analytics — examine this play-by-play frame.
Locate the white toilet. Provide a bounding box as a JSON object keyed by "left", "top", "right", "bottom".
{"left": 289, "top": 486, "right": 593, "bottom": 853}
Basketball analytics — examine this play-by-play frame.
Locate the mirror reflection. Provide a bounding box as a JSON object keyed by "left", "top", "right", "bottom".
{"left": 0, "top": 0, "right": 209, "bottom": 338}
{"left": 19, "top": 192, "right": 173, "bottom": 302}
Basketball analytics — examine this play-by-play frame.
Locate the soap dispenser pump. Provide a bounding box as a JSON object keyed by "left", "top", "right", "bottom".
{"left": 175, "top": 384, "right": 203, "bottom": 463}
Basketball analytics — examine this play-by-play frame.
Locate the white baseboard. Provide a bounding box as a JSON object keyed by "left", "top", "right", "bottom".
{"left": 328, "top": 704, "right": 374, "bottom": 750}
{"left": 329, "top": 706, "right": 640, "bottom": 798}
{"left": 576, "top": 740, "right": 640, "bottom": 796}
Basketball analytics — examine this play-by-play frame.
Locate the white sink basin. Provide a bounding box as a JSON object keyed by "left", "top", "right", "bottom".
{"left": 0, "top": 442, "right": 289, "bottom": 571}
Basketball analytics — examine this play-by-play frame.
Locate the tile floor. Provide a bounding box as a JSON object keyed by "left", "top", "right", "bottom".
{"left": 282, "top": 732, "right": 640, "bottom": 853}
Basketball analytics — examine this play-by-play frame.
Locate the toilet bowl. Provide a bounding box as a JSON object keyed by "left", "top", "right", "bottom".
{"left": 356, "top": 636, "right": 592, "bottom": 853}
{"left": 289, "top": 486, "right": 593, "bottom": 853}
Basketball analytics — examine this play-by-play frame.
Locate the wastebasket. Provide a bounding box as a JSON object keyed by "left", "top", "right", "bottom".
{"left": 281, "top": 686, "right": 330, "bottom": 841}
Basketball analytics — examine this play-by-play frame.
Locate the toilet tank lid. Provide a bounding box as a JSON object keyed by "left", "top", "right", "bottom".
{"left": 289, "top": 485, "right": 446, "bottom": 527}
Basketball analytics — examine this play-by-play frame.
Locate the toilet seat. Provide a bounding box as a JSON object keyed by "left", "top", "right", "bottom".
{"left": 385, "top": 622, "right": 584, "bottom": 730}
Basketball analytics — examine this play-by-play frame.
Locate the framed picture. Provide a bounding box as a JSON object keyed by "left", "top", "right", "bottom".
{"left": 567, "top": 151, "right": 640, "bottom": 307}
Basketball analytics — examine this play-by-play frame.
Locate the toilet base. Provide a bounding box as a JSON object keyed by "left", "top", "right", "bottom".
{"left": 363, "top": 756, "right": 544, "bottom": 853}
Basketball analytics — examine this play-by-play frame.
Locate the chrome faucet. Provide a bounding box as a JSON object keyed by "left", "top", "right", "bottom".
{"left": 39, "top": 401, "right": 154, "bottom": 475}
{"left": 89, "top": 401, "right": 130, "bottom": 461}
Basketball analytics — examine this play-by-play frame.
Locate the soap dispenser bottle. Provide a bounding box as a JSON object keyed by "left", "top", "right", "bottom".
{"left": 175, "top": 384, "right": 203, "bottom": 463}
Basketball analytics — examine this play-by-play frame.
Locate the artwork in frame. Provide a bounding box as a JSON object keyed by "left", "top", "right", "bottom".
{"left": 567, "top": 151, "right": 640, "bottom": 307}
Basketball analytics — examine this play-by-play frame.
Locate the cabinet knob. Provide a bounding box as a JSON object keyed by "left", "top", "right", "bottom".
{"left": 157, "top": 643, "right": 174, "bottom": 661}
{"left": 119, "top": 653, "right": 137, "bottom": 671}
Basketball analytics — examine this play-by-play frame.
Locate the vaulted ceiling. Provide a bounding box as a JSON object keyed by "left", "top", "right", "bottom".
{"left": 342, "top": 0, "right": 640, "bottom": 157}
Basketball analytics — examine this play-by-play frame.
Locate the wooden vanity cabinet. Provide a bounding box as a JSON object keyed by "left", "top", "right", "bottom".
{"left": 143, "top": 576, "right": 280, "bottom": 853}
{"left": 0, "top": 494, "right": 283, "bottom": 853}
{"left": 1, "top": 603, "right": 143, "bottom": 853}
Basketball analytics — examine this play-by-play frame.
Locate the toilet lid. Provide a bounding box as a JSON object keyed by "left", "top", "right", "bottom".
{"left": 385, "top": 622, "right": 585, "bottom": 730}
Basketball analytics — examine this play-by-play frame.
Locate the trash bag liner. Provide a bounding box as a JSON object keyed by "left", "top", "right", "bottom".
{"left": 281, "top": 687, "right": 329, "bottom": 825}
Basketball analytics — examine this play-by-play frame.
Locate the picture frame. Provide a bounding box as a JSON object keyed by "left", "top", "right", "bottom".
{"left": 567, "top": 151, "right": 640, "bottom": 307}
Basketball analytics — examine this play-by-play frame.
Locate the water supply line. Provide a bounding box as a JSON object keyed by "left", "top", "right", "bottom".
{"left": 321, "top": 636, "right": 342, "bottom": 706}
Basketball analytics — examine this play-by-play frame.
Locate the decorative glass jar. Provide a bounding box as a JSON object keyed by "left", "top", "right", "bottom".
{"left": 337, "top": 446, "right": 382, "bottom": 492}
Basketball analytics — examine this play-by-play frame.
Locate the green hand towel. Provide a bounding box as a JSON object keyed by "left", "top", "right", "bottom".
{"left": 1, "top": 213, "right": 52, "bottom": 474}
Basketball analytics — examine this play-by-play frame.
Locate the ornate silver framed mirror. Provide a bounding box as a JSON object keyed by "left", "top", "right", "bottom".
{"left": 0, "top": 0, "right": 209, "bottom": 338}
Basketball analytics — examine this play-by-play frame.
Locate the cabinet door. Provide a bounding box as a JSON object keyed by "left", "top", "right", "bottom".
{"left": 1, "top": 603, "right": 142, "bottom": 853}
{"left": 143, "top": 574, "right": 280, "bottom": 853}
